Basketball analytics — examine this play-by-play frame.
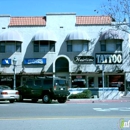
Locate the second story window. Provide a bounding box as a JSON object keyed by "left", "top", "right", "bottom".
{"left": 0, "top": 41, "right": 22, "bottom": 53}
{"left": 67, "top": 41, "right": 88, "bottom": 52}
{"left": 100, "top": 40, "right": 122, "bottom": 52}
{"left": 0, "top": 43, "right": 5, "bottom": 53}
{"left": 34, "top": 41, "right": 55, "bottom": 52}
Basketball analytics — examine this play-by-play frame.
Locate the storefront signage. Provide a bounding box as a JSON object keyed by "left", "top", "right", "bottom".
{"left": 24, "top": 58, "right": 46, "bottom": 65}
{"left": 74, "top": 56, "right": 94, "bottom": 64}
{"left": 2, "top": 59, "right": 11, "bottom": 65}
{"left": 0, "top": 77, "right": 12, "bottom": 81}
{"left": 96, "top": 53, "right": 122, "bottom": 64}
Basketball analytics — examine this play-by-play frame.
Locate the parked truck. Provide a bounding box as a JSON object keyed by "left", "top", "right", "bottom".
{"left": 17, "top": 77, "right": 70, "bottom": 103}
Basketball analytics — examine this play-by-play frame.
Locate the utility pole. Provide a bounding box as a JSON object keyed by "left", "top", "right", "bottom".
{"left": 102, "top": 64, "right": 105, "bottom": 99}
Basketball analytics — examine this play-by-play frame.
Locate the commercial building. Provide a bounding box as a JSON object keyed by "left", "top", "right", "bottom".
{"left": 0, "top": 13, "right": 129, "bottom": 99}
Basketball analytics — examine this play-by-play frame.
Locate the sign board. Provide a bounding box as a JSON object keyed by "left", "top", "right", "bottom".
{"left": 74, "top": 56, "right": 94, "bottom": 64}
{"left": 24, "top": 58, "right": 46, "bottom": 65}
{"left": 95, "top": 53, "right": 122, "bottom": 64}
{"left": 2, "top": 59, "right": 11, "bottom": 65}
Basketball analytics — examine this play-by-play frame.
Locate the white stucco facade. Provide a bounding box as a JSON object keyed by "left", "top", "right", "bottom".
{"left": 0, "top": 13, "right": 130, "bottom": 99}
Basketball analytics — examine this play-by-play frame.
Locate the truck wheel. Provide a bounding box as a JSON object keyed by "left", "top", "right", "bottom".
{"left": 42, "top": 94, "right": 52, "bottom": 103}
{"left": 58, "top": 97, "right": 67, "bottom": 103}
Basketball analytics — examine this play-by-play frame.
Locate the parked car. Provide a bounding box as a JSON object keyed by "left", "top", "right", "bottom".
{"left": 17, "top": 77, "right": 70, "bottom": 103}
{"left": 72, "top": 79, "right": 86, "bottom": 88}
{"left": 0, "top": 85, "right": 19, "bottom": 103}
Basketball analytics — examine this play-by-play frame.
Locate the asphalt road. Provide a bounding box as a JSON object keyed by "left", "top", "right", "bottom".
{"left": 0, "top": 100, "right": 130, "bottom": 130}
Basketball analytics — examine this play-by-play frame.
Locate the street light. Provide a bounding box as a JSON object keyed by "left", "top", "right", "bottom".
{"left": 13, "top": 58, "right": 17, "bottom": 90}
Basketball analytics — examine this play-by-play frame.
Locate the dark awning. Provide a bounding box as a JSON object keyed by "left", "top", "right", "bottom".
{"left": 0, "top": 30, "right": 23, "bottom": 42}
{"left": 66, "top": 30, "right": 90, "bottom": 41}
{"left": 99, "top": 29, "right": 123, "bottom": 41}
{"left": 33, "top": 30, "right": 56, "bottom": 42}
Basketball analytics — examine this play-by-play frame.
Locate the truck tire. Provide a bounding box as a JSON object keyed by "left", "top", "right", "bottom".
{"left": 58, "top": 97, "right": 67, "bottom": 103}
{"left": 42, "top": 94, "right": 52, "bottom": 103}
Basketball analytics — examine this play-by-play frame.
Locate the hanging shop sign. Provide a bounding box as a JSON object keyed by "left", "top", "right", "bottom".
{"left": 24, "top": 58, "right": 46, "bottom": 65}
{"left": 2, "top": 59, "right": 11, "bottom": 65}
{"left": 74, "top": 56, "right": 94, "bottom": 64}
{"left": 95, "top": 53, "right": 122, "bottom": 64}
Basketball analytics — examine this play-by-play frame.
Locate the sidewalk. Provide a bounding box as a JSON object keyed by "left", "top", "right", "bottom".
{"left": 66, "top": 97, "right": 130, "bottom": 103}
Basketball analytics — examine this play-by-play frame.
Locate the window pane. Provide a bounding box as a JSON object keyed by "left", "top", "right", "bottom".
{"left": 88, "top": 77, "right": 94, "bottom": 88}
{"left": 106, "top": 43, "right": 115, "bottom": 52}
{"left": 116, "top": 43, "right": 122, "bottom": 51}
{"left": 40, "top": 41, "right": 49, "bottom": 52}
{"left": 55, "top": 80, "right": 66, "bottom": 86}
{"left": 35, "top": 80, "right": 42, "bottom": 86}
{"left": 83, "top": 43, "right": 88, "bottom": 51}
{"left": 50, "top": 43, "right": 55, "bottom": 52}
{"left": 16, "top": 43, "right": 21, "bottom": 52}
{"left": 0, "top": 43, "right": 5, "bottom": 53}
{"left": 44, "top": 79, "right": 53, "bottom": 85}
{"left": 109, "top": 75, "right": 124, "bottom": 87}
{"left": 101, "top": 43, "right": 106, "bottom": 51}
{"left": 67, "top": 45, "right": 72, "bottom": 52}
{"left": 67, "top": 42, "right": 72, "bottom": 52}
{"left": 73, "top": 43, "right": 82, "bottom": 52}
{"left": 98, "top": 77, "right": 102, "bottom": 87}
{"left": 6, "top": 43, "right": 15, "bottom": 52}
{"left": 34, "top": 42, "right": 39, "bottom": 52}
{"left": 26, "top": 80, "right": 34, "bottom": 87}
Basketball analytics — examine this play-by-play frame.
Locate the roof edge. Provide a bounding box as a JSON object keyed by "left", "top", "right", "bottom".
{"left": 46, "top": 12, "right": 76, "bottom": 15}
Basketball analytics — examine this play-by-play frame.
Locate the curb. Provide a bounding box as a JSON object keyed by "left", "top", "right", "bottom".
{"left": 66, "top": 99, "right": 130, "bottom": 103}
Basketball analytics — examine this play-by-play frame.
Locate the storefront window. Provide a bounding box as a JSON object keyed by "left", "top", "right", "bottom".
{"left": 72, "top": 76, "right": 86, "bottom": 88}
{"left": 88, "top": 77, "right": 94, "bottom": 88}
{"left": 109, "top": 75, "right": 124, "bottom": 87}
{"left": 98, "top": 77, "right": 103, "bottom": 87}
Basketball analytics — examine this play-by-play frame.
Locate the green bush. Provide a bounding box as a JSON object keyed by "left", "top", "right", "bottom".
{"left": 82, "top": 89, "right": 92, "bottom": 98}
{"left": 68, "top": 89, "right": 92, "bottom": 99}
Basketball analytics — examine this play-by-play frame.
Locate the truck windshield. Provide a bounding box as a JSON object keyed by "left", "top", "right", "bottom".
{"left": 55, "top": 80, "right": 67, "bottom": 86}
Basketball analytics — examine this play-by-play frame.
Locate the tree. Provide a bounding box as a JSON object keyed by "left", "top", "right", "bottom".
{"left": 95, "top": 0, "right": 130, "bottom": 33}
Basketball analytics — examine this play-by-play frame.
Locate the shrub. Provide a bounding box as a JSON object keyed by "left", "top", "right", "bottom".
{"left": 69, "top": 93, "right": 86, "bottom": 99}
{"left": 82, "top": 89, "right": 92, "bottom": 98}
{"left": 68, "top": 89, "right": 92, "bottom": 99}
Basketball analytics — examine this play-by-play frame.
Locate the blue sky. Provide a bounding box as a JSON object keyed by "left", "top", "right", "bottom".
{"left": 0, "top": 0, "right": 106, "bottom": 16}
